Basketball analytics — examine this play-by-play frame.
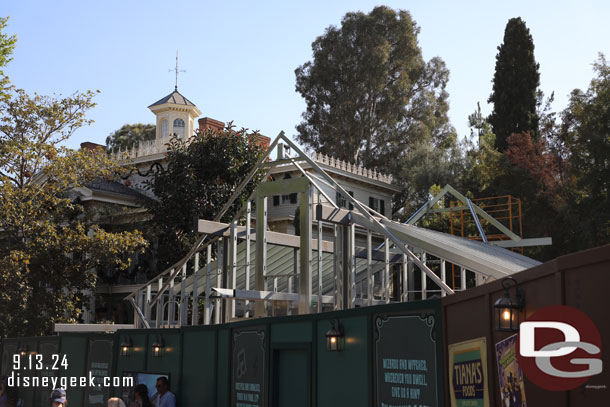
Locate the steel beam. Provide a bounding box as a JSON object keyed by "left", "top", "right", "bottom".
{"left": 299, "top": 187, "right": 313, "bottom": 314}
{"left": 255, "top": 196, "right": 267, "bottom": 317}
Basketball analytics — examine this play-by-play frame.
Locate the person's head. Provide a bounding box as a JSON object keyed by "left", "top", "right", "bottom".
{"left": 50, "top": 388, "right": 67, "bottom": 407}
{"left": 107, "top": 397, "right": 126, "bottom": 407}
{"left": 155, "top": 377, "right": 169, "bottom": 395}
{"left": 134, "top": 384, "right": 149, "bottom": 401}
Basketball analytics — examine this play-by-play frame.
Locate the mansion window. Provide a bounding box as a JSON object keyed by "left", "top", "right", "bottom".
{"left": 161, "top": 119, "right": 169, "bottom": 138}
{"left": 369, "top": 197, "right": 385, "bottom": 216}
{"left": 173, "top": 118, "right": 185, "bottom": 138}
{"left": 336, "top": 191, "right": 354, "bottom": 210}
{"left": 273, "top": 174, "right": 297, "bottom": 206}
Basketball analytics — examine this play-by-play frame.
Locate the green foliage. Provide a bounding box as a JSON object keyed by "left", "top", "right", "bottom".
{"left": 488, "top": 17, "right": 540, "bottom": 152}
{"left": 0, "top": 89, "right": 147, "bottom": 337}
{"left": 394, "top": 137, "right": 464, "bottom": 217}
{"left": 295, "top": 6, "right": 455, "bottom": 171}
{"left": 0, "top": 16, "right": 17, "bottom": 100}
{"left": 558, "top": 54, "right": 610, "bottom": 247}
{"left": 145, "top": 125, "right": 266, "bottom": 269}
{"left": 106, "top": 123, "right": 156, "bottom": 152}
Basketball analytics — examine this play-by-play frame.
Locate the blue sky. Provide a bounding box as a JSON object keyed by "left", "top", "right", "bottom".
{"left": 3, "top": 1, "right": 609, "bottom": 151}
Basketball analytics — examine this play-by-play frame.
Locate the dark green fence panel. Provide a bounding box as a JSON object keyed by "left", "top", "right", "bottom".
{"left": 181, "top": 328, "right": 218, "bottom": 406}
{"left": 59, "top": 334, "right": 88, "bottom": 407}
{"left": 271, "top": 321, "right": 312, "bottom": 343}
{"left": 316, "top": 316, "right": 369, "bottom": 407}
{"left": 216, "top": 328, "right": 231, "bottom": 407}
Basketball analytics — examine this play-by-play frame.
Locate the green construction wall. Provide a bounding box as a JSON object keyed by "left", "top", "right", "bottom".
{"left": 59, "top": 334, "right": 88, "bottom": 406}
{"left": 316, "top": 316, "right": 370, "bottom": 407}
{"left": 1, "top": 299, "right": 444, "bottom": 407}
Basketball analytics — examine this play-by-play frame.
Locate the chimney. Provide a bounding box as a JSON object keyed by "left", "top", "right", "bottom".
{"left": 253, "top": 134, "right": 271, "bottom": 150}
{"left": 198, "top": 117, "right": 225, "bottom": 132}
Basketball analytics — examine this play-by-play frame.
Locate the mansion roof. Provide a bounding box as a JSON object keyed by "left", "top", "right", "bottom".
{"left": 148, "top": 89, "right": 196, "bottom": 108}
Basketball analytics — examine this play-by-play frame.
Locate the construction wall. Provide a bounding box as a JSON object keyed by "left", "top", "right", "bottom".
{"left": 441, "top": 244, "right": 610, "bottom": 406}
{"left": 1, "top": 300, "right": 444, "bottom": 407}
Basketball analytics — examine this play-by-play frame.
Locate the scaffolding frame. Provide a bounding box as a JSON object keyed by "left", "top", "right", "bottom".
{"left": 125, "top": 133, "right": 541, "bottom": 328}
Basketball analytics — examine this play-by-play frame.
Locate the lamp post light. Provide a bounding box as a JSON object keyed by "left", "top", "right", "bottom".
{"left": 325, "top": 319, "right": 345, "bottom": 352}
{"left": 494, "top": 277, "right": 525, "bottom": 332}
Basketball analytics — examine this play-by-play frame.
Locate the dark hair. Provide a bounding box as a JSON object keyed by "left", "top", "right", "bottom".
{"left": 134, "top": 384, "right": 151, "bottom": 407}
{"left": 155, "top": 377, "right": 169, "bottom": 387}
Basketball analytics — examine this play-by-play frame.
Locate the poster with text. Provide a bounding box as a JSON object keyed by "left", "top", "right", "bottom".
{"left": 448, "top": 337, "right": 489, "bottom": 407}
{"left": 231, "top": 327, "right": 266, "bottom": 407}
{"left": 374, "top": 311, "right": 439, "bottom": 407}
{"left": 495, "top": 334, "right": 527, "bottom": 407}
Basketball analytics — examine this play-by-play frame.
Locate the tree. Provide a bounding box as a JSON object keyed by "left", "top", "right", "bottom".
{"left": 0, "top": 16, "right": 16, "bottom": 101}
{"left": 295, "top": 6, "right": 455, "bottom": 173}
{"left": 0, "top": 88, "right": 147, "bottom": 337}
{"left": 106, "top": 123, "right": 156, "bottom": 152}
{"left": 145, "top": 125, "right": 266, "bottom": 270}
{"left": 488, "top": 17, "right": 540, "bottom": 152}
{"left": 559, "top": 54, "right": 610, "bottom": 247}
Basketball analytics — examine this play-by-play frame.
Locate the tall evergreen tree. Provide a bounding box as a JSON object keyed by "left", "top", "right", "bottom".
{"left": 488, "top": 17, "right": 540, "bottom": 152}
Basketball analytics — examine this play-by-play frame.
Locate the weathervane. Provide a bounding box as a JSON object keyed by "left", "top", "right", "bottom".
{"left": 169, "top": 51, "right": 186, "bottom": 91}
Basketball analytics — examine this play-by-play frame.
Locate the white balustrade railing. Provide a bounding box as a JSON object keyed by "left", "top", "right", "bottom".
{"left": 311, "top": 152, "right": 392, "bottom": 184}
{"left": 109, "top": 139, "right": 392, "bottom": 184}
{"left": 109, "top": 138, "right": 170, "bottom": 162}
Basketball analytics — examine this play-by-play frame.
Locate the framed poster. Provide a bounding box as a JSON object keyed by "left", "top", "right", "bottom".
{"left": 374, "top": 311, "right": 439, "bottom": 407}
{"left": 495, "top": 334, "right": 527, "bottom": 407}
{"left": 448, "top": 337, "right": 489, "bottom": 407}
{"left": 231, "top": 326, "right": 266, "bottom": 407}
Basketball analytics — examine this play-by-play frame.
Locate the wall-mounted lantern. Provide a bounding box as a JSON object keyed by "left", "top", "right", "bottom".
{"left": 494, "top": 277, "right": 525, "bottom": 332}
{"left": 325, "top": 319, "right": 345, "bottom": 352}
{"left": 152, "top": 336, "right": 164, "bottom": 357}
{"left": 120, "top": 336, "right": 133, "bottom": 356}
{"left": 18, "top": 344, "right": 27, "bottom": 357}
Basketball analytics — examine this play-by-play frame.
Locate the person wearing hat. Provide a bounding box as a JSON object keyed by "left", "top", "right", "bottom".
{"left": 49, "top": 389, "right": 66, "bottom": 407}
